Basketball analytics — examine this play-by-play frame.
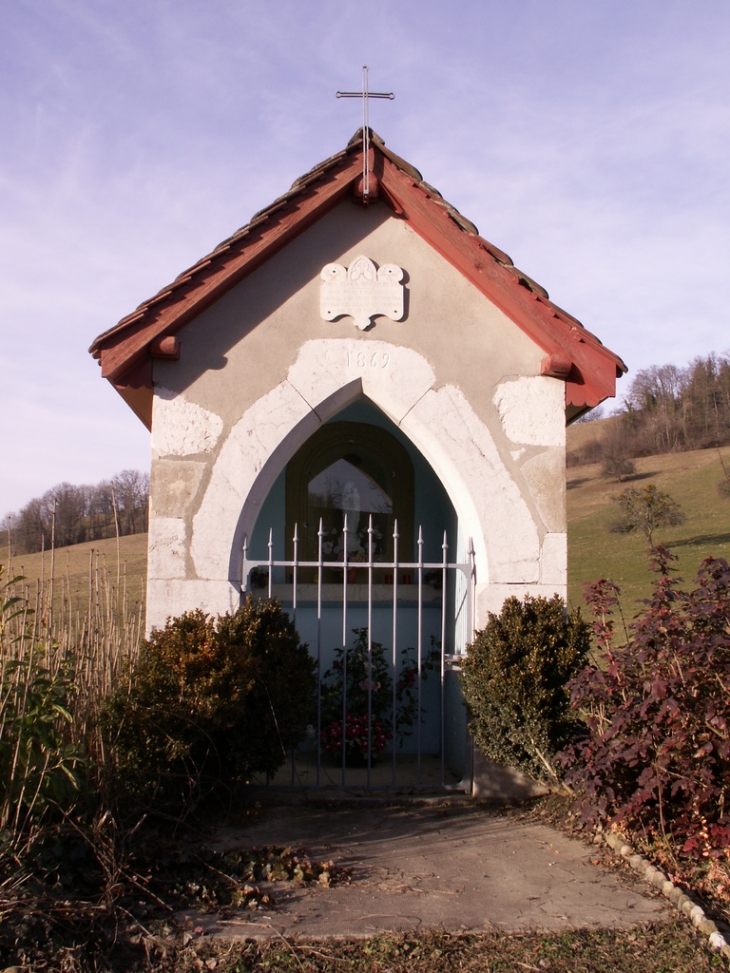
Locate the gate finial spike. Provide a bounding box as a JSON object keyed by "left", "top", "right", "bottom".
{"left": 242, "top": 534, "right": 248, "bottom": 593}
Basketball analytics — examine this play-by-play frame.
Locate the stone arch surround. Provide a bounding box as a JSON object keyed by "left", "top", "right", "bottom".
{"left": 188, "top": 339, "right": 543, "bottom": 609}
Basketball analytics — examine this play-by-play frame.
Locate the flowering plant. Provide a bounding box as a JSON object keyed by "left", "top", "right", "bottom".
{"left": 320, "top": 712, "right": 390, "bottom": 761}
{"left": 319, "top": 627, "right": 438, "bottom": 764}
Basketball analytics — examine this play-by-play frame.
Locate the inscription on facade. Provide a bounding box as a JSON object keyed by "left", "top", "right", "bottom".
{"left": 346, "top": 349, "right": 391, "bottom": 368}
{"left": 320, "top": 255, "right": 404, "bottom": 330}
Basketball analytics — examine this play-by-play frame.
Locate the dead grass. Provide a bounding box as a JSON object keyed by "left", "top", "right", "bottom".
{"left": 1, "top": 796, "right": 725, "bottom": 973}
{"left": 5, "top": 532, "right": 148, "bottom": 619}
{"left": 5, "top": 921, "right": 722, "bottom": 972}
{"left": 172, "top": 925, "right": 725, "bottom": 972}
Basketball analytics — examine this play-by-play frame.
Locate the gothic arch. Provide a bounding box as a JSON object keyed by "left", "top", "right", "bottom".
{"left": 190, "top": 339, "right": 540, "bottom": 593}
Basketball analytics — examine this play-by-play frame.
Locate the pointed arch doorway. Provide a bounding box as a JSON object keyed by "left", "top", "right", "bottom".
{"left": 243, "top": 400, "right": 474, "bottom": 793}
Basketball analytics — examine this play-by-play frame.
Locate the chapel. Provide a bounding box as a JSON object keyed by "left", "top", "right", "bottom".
{"left": 90, "top": 129, "right": 626, "bottom": 791}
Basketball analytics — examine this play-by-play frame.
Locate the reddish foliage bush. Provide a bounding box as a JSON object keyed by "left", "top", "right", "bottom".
{"left": 560, "top": 549, "right": 730, "bottom": 858}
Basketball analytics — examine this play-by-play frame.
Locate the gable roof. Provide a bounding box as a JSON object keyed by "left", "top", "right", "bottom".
{"left": 90, "top": 129, "right": 626, "bottom": 427}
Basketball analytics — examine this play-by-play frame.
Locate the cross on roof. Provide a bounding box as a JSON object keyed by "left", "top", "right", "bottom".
{"left": 337, "top": 66, "right": 394, "bottom": 202}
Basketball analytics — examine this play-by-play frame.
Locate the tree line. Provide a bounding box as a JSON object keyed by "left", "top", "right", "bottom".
{"left": 569, "top": 351, "right": 730, "bottom": 469}
{"left": 1, "top": 469, "right": 149, "bottom": 556}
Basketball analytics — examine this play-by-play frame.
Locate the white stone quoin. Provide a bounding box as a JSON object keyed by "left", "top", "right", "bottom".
{"left": 141, "top": 213, "right": 575, "bottom": 630}
{"left": 90, "top": 134, "right": 623, "bottom": 643}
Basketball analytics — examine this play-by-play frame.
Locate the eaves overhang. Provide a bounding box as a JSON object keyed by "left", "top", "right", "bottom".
{"left": 90, "top": 130, "right": 627, "bottom": 429}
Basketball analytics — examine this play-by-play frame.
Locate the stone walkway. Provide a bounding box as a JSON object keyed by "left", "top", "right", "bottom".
{"left": 192, "top": 803, "right": 668, "bottom": 939}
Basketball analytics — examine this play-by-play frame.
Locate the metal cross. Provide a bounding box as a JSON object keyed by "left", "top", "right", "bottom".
{"left": 337, "top": 66, "right": 394, "bottom": 201}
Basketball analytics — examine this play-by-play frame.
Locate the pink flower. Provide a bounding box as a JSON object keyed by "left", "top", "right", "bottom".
{"left": 359, "top": 678, "right": 381, "bottom": 693}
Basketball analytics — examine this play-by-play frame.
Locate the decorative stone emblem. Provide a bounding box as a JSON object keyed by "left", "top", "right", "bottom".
{"left": 320, "top": 255, "right": 404, "bottom": 330}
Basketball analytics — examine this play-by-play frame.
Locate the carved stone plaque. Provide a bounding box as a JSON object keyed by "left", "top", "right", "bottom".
{"left": 320, "top": 255, "right": 404, "bottom": 330}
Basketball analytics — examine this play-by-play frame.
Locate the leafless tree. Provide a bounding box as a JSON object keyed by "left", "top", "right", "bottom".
{"left": 2, "top": 469, "right": 150, "bottom": 554}
{"left": 112, "top": 469, "right": 150, "bottom": 535}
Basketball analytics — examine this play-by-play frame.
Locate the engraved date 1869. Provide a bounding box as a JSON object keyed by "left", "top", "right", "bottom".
{"left": 347, "top": 350, "right": 391, "bottom": 369}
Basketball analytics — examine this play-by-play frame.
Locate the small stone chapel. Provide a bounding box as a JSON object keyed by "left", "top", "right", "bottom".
{"left": 90, "top": 128, "right": 625, "bottom": 790}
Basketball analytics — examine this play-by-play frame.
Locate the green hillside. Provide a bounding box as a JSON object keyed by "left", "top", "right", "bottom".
{"left": 567, "top": 442, "right": 730, "bottom": 614}
{"left": 6, "top": 440, "right": 729, "bottom": 626}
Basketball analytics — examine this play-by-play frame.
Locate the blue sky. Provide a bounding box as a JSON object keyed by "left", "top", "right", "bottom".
{"left": 2, "top": 0, "right": 729, "bottom": 516}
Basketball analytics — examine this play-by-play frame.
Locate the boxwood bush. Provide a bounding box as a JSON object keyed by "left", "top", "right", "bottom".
{"left": 460, "top": 595, "right": 590, "bottom": 783}
{"left": 102, "top": 597, "right": 315, "bottom": 815}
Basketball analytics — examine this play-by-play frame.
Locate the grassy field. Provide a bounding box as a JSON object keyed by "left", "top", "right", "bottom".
{"left": 5, "top": 532, "right": 148, "bottom": 616}
{"left": 5, "top": 437, "right": 729, "bottom": 628}
{"left": 567, "top": 441, "right": 730, "bottom": 614}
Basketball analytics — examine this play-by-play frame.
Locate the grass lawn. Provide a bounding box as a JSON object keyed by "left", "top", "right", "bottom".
{"left": 567, "top": 444, "right": 730, "bottom": 616}
{"left": 158, "top": 923, "right": 723, "bottom": 972}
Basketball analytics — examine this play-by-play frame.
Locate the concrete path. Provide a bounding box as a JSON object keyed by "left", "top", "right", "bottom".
{"left": 194, "top": 803, "right": 668, "bottom": 939}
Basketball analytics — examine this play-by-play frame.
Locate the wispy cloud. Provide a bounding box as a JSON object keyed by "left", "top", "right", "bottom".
{"left": 2, "top": 0, "right": 729, "bottom": 512}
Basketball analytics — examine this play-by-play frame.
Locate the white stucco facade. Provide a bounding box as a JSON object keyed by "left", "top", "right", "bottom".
{"left": 145, "top": 202, "right": 568, "bottom": 633}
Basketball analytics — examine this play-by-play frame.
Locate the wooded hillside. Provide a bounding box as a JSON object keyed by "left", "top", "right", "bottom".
{"left": 1, "top": 470, "right": 149, "bottom": 556}
{"left": 569, "top": 351, "right": 730, "bottom": 467}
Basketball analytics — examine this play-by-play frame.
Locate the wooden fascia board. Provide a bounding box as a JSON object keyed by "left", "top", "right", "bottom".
{"left": 99, "top": 153, "right": 365, "bottom": 384}
{"left": 115, "top": 383, "right": 153, "bottom": 429}
{"left": 565, "top": 342, "right": 619, "bottom": 408}
{"left": 379, "top": 157, "right": 620, "bottom": 403}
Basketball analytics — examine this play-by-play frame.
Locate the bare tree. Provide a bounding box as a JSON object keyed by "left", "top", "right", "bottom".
{"left": 719, "top": 450, "right": 730, "bottom": 500}
{"left": 112, "top": 470, "right": 150, "bottom": 535}
{"left": 601, "top": 421, "right": 636, "bottom": 482}
{"left": 91, "top": 480, "right": 116, "bottom": 540}
{"left": 610, "top": 483, "right": 684, "bottom": 548}
{"left": 2, "top": 468, "right": 150, "bottom": 554}
{"left": 45, "top": 483, "right": 88, "bottom": 548}
{"left": 574, "top": 405, "right": 605, "bottom": 424}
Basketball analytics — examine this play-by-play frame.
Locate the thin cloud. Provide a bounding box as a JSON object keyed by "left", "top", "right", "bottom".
{"left": 2, "top": 0, "right": 729, "bottom": 512}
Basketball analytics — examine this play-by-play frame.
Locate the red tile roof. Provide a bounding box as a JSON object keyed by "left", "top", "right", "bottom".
{"left": 90, "top": 129, "right": 626, "bottom": 427}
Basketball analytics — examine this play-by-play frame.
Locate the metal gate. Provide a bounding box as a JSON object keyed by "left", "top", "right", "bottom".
{"left": 242, "top": 515, "right": 475, "bottom": 792}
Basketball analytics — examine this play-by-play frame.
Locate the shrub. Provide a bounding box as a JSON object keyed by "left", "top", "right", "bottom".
{"left": 610, "top": 483, "right": 684, "bottom": 548}
{"left": 460, "top": 595, "right": 590, "bottom": 783}
{"left": 0, "top": 653, "right": 85, "bottom": 831}
{"left": 102, "top": 598, "right": 315, "bottom": 814}
{"left": 561, "top": 550, "right": 730, "bottom": 858}
{"left": 602, "top": 455, "right": 636, "bottom": 482}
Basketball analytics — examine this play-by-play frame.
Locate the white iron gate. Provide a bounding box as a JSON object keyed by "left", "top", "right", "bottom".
{"left": 242, "top": 515, "right": 475, "bottom": 792}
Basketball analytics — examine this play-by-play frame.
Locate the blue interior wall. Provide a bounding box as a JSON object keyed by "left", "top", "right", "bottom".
{"left": 244, "top": 398, "right": 467, "bottom": 769}
{"left": 247, "top": 397, "right": 458, "bottom": 561}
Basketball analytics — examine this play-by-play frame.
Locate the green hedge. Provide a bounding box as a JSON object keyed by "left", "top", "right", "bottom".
{"left": 102, "top": 598, "right": 315, "bottom": 815}
{"left": 460, "top": 595, "right": 589, "bottom": 783}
